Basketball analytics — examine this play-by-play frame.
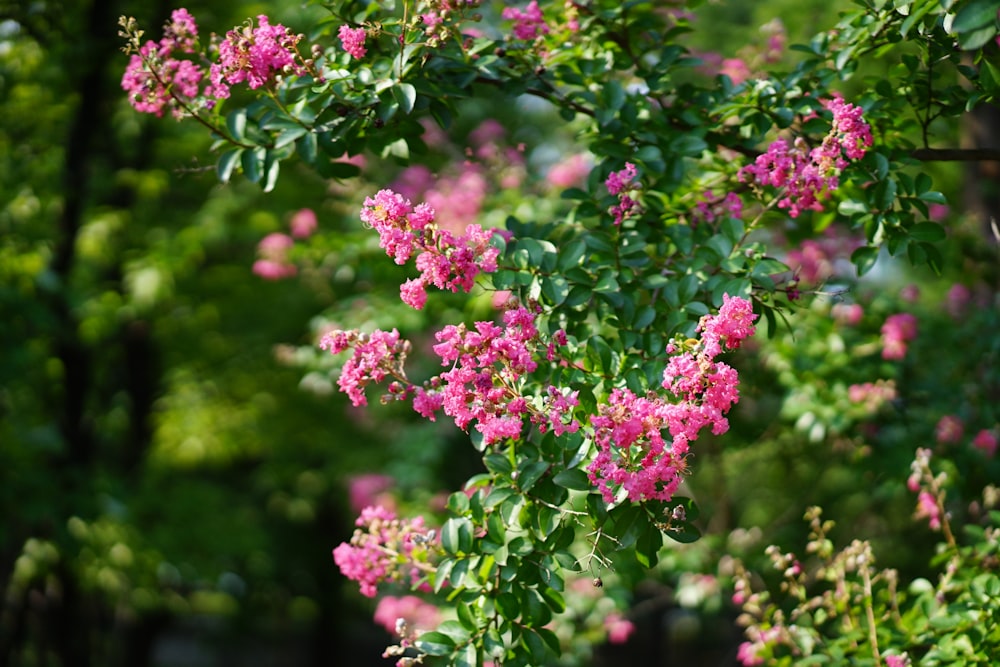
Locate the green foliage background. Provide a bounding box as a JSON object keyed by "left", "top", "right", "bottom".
{"left": 1, "top": 0, "right": 998, "bottom": 666}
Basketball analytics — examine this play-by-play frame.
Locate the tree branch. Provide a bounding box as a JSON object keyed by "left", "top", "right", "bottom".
{"left": 912, "top": 148, "right": 1000, "bottom": 162}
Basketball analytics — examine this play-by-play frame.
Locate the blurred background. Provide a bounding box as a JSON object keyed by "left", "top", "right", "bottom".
{"left": 1, "top": 1, "right": 997, "bottom": 666}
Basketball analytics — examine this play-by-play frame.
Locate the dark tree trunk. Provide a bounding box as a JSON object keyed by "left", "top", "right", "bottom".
{"left": 963, "top": 103, "right": 1000, "bottom": 243}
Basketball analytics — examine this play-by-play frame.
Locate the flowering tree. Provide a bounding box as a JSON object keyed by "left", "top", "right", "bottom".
{"left": 119, "top": 1, "right": 999, "bottom": 665}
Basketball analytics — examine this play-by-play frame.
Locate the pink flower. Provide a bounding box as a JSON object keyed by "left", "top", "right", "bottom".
{"left": 347, "top": 474, "right": 395, "bottom": 513}
{"left": 162, "top": 9, "right": 199, "bottom": 53}
{"left": 831, "top": 302, "right": 863, "bottom": 326}
{"left": 935, "top": 414, "right": 964, "bottom": 445}
{"left": 290, "top": 208, "right": 318, "bottom": 238}
{"left": 338, "top": 25, "right": 367, "bottom": 59}
{"left": 605, "top": 163, "right": 637, "bottom": 195}
{"left": 880, "top": 313, "right": 917, "bottom": 360}
{"left": 373, "top": 595, "right": 441, "bottom": 635}
{"left": 915, "top": 491, "right": 941, "bottom": 530}
{"left": 258, "top": 232, "right": 294, "bottom": 255}
{"left": 252, "top": 259, "right": 297, "bottom": 280}
{"left": 605, "top": 163, "right": 639, "bottom": 225}
{"left": 900, "top": 284, "right": 921, "bottom": 302}
{"left": 721, "top": 58, "right": 750, "bottom": 84}
{"left": 358, "top": 188, "right": 499, "bottom": 309}
{"left": 333, "top": 506, "right": 434, "bottom": 598}
{"left": 847, "top": 380, "right": 896, "bottom": 411}
{"left": 502, "top": 1, "right": 549, "bottom": 40}
{"left": 253, "top": 232, "right": 296, "bottom": 279}
{"left": 973, "top": 429, "right": 998, "bottom": 457}
{"left": 945, "top": 283, "right": 971, "bottom": 318}
{"left": 212, "top": 15, "right": 304, "bottom": 97}
{"left": 546, "top": 154, "right": 591, "bottom": 188}
{"left": 884, "top": 655, "right": 910, "bottom": 667}
{"left": 319, "top": 329, "right": 409, "bottom": 407}
{"left": 740, "top": 97, "right": 871, "bottom": 217}
{"left": 604, "top": 612, "right": 635, "bottom": 644}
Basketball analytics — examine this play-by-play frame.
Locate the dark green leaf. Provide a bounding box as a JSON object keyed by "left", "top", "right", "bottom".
{"left": 415, "top": 631, "right": 455, "bottom": 656}
{"left": 217, "top": 148, "right": 242, "bottom": 183}
{"left": 909, "top": 222, "right": 946, "bottom": 242}
{"left": 552, "top": 468, "right": 591, "bottom": 491}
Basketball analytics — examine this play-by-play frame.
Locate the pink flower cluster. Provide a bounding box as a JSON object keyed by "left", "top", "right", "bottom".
{"left": 907, "top": 448, "right": 943, "bottom": 531}
{"left": 603, "top": 612, "right": 636, "bottom": 644}
{"left": 359, "top": 189, "right": 500, "bottom": 310}
{"left": 209, "top": 15, "right": 305, "bottom": 99}
{"left": 935, "top": 414, "right": 964, "bottom": 445}
{"left": 319, "top": 329, "right": 410, "bottom": 407}
{"left": 880, "top": 312, "right": 917, "bottom": 360}
{"left": 847, "top": 379, "right": 897, "bottom": 412}
{"left": 605, "top": 163, "right": 639, "bottom": 225}
{"left": 692, "top": 191, "right": 743, "bottom": 225}
{"left": 736, "top": 626, "right": 784, "bottom": 666}
{"left": 502, "top": 1, "right": 549, "bottom": 41}
{"left": 253, "top": 232, "right": 297, "bottom": 280}
{"left": 333, "top": 505, "right": 435, "bottom": 598}
{"left": 974, "top": 429, "right": 998, "bottom": 457}
{"left": 121, "top": 9, "right": 205, "bottom": 117}
{"left": 831, "top": 302, "right": 863, "bottom": 326}
{"left": 740, "top": 97, "right": 872, "bottom": 218}
{"left": 588, "top": 295, "right": 757, "bottom": 503}
{"left": 373, "top": 595, "right": 441, "bottom": 634}
{"left": 338, "top": 25, "right": 367, "bottom": 60}
{"left": 412, "top": 307, "right": 578, "bottom": 445}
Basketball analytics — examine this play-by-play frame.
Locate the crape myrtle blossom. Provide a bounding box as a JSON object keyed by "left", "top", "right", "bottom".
{"left": 209, "top": 15, "right": 306, "bottom": 99}
{"left": 502, "top": 1, "right": 549, "bottom": 41}
{"left": 253, "top": 232, "right": 297, "bottom": 280}
{"left": 319, "top": 306, "right": 576, "bottom": 446}
{"left": 907, "top": 448, "right": 949, "bottom": 533}
{"left": 338, "top": 25, "right": 367, "bottom": 60}
{"left": 121, "top": 10, "right": 205, "bottom": 117}
{"left": 359, "top": 189, "right": 500, "bottom": 310}
{"left": 319, "top": 329, "right": 411, "bottom": 407}
{"left": 605, "top": 162, "right": 640, "bottom": 225}
{"left": 587, "top": 295, "right": 758, "bottom": 504}
{"left": 880, "top": 312, "right": 918, "bottom": 360}
{"left": 373, "top": 595, "right": 441, "bottom": 635}
{"left": 973, "top": 429, "right": 998, "bottom": 457}
{"left": 332, "top": 505, "right": 437, "bottom": 598}
{"left": 122, "top": 10, "right": 315, "bottom": 115}
{"left": 740, "top": 96, "right": 872, "bottom": 218}
{"left": 935, "top": 414, "right": 964, "bottom": 445}
{"left": 414, "top": 306, "right": 579, "bottom": 445}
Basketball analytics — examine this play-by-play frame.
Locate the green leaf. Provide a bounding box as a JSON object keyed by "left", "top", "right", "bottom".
{"left": 917, "top": 190, "right": 947, "bottom": 204}
{"left": 594, "top": 269, "right": 619, "bottom": 293}
{"left": 552, "top": 468, "right": 591, "bottom": 491}
{"left": 262, "top": 152, "right": 280, "bottom": 192}
{"left": 274, "top": 126, "right": 307, "bottom": 150}
{"left": 558, "top": 238, "right": 588, "bottom": 271}
{"left": 496, "top": 591, "right": 520, "bottom": 620}
{"left": 517, "top": 461, "right": 550, "bottom": 492}
{"left": 909, "top": 222, "right": 946, "bottom": 242}
{"left": 393, "top": 82, "right": 417, "bottom": 114}
{"left": 670, "top": 134, "right": 708, "bottom": 156}
{"left": 226, "top": 109, "right": 247, "bottom": 141}
{"left": 635, "top": 526, "right": 663, "bottom": 567}
{"left": 441, "top": 517, "right": 473, "bottom": 555}
{"left": 959, "top": 24, "right": 998, "bottom": 49}
{"left": 952, "top": 0, "right": 1000, "bottom": 34}
{"left": 216, "top": 148, "right": 242, "bottom": 183}
{"left": 415, "top": 631, "right": 455, "bottom": 656}
{"left": 541, "top": 275, "right": 569, "bottom": 306}
{"left": 851, "top": 246, "right": 879, "bottom": 276}
{"left": 241, "top": 149, "right": 263, "bottom": 184}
